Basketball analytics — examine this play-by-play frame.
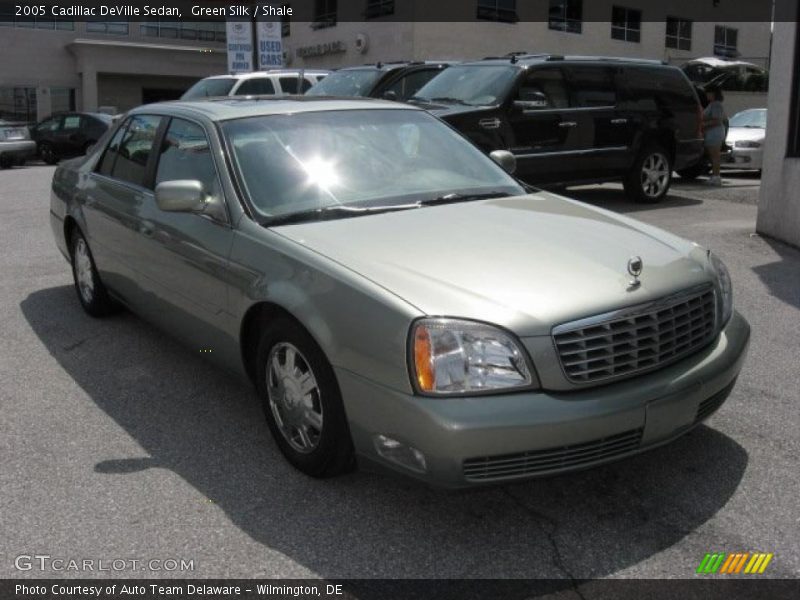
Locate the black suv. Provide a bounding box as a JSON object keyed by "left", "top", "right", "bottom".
{"left": 306, "top": 61, "right": 449, "bottom": 101}
{"left": 411, "top": 55, "right": 704, "bottom": 203}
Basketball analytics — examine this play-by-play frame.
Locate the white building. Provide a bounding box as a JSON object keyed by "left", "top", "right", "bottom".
{"left": 282, "top": 0, "right": 771, "bottom": 70}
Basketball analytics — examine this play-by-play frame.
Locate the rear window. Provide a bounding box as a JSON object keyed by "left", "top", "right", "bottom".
{"left": 235, "top": 78, "right": 276, "bottom": 95}
{"left": 623, "top": 66, "right": 698, "bottom": 107}
{"left": 181, "top": 78, "right": 237, "bottom": 100}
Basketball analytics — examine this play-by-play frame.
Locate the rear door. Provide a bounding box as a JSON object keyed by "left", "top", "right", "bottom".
{"left": 563, "top": 65, "right": 630, "bottom": 177}
{"left": 82, "top": 114, "right": 164, "bottom": 304}
{"left": 505, "top": 66, "right": 579, "bottom": 183}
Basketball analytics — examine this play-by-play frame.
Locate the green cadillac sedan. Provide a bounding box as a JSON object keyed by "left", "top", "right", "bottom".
{"left": 50, "top": 97, "right": 750, "bottom": 487}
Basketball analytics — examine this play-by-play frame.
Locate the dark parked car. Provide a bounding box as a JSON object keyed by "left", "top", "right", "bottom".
{"left": 32, "top": 112, "right": 113, "bottom": 164}
{"left": 306, "top": 61, "right": 450, "bottom": 101}
{"left": 410, "top": 55, "right": 705, "bottom": 203}
{"left": 682, "top": 57, "right": 769, "bottom": 93}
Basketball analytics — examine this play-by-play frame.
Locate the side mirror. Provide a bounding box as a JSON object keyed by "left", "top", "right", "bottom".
{"left": 382, "top": 90, "right": 399, "bottom": 101}
{"left": 489, "top": 150, "right": 516, "bottom": 175}
{"left": 155, "top": 180, "right": 207, "bottom": 213}
{"left": 513, "top": 91, "right": 549, "bottom": 112}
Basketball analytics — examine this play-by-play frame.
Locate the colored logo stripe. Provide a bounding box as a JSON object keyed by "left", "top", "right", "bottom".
{"left": 697, "top": 552, "right": 773, "bottom": 574}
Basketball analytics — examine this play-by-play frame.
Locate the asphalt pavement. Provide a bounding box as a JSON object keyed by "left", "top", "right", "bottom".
{"left": 1, "top": 165, "right": 797, "bottom": 583}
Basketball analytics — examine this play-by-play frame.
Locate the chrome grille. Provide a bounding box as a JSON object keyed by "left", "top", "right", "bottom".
{"left": 463, "top": 428, "right": 643, "bottom": 482}
{"left": 553, "top": 286, "right": 716, "bottom": 384}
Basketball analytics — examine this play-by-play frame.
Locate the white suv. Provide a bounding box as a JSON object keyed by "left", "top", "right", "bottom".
{"left": 181, "top": 70, "right": 330, "bottom": 100}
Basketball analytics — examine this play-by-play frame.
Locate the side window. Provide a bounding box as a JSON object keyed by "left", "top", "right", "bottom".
{"left": 155, "top": 118, "right": 221, "bottom": 201}
{"left": 96, "top": 120, "right": 129, "bottom": 177}
{"left": 516, "top": 69, "right": 569, "bottom": 109}
{"left": 109, "top": 115, "right": 162, "bottom": 188}
{"left": 301, "top": 78, "right": 314, "bottom": 92}
{"left": 567, "top": 67, "right": 617, "bottom": 107}
{"left": 383, "top": 69, "right": 441, "bottom": 100}
{"left": 36, "top": 117, "right": 62, "bottom": 134}
{"left": 235, "top": 78, "right": 276, "bottom": 95}
{"left": 279, "top": 77, "right": 300, "bottom": 94}
{"left": 62, "top": 115, "right": 81, "bottom": 131}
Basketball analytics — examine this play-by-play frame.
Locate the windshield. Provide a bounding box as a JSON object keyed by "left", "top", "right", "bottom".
{"left": 181, "top": 78, "right": 237, "bottom": 100}
{"left": 305, "top": 70, "right": 382, "bottom": 97}
{"left": 412, "top": 65, "right": 518, "bottom": 106}
{"left": 729, "top": 109, "right": 767, "bottom": 129}
{"left": 222, "top": 109, "right": 524, "bottom": 221}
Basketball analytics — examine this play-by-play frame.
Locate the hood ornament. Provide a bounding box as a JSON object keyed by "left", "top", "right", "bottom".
{"left": 627, "top": 256, "right": 643, "bottom": 289}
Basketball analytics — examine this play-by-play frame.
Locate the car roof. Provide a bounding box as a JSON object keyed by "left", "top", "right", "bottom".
{"left": 338, "top": 61, "right": 449, "bottom": 72}
{"left": 202, "top": 70, "right": 331, "bottom": 81}
{"left": 131, "top": 96, "right": 421, "bottom": 121}
{"left": 460, "top": 54, "right": 668, "bottom": 68}
{"left": 684, "top": 57, "right": 762, "bottom": 69}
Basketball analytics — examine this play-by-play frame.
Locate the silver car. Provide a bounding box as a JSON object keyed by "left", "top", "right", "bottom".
{"left": 722, "top": 108, "right": 766, "bottom": 172}
{"left": 50, "top": 98, "right": 750, "bottom": 487}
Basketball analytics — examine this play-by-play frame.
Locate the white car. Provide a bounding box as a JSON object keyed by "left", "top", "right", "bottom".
{"left": 181, "top": 70, "right": 330, "bottom": 100}
{"left": 0, "top": 119, "right": 36, "bottom": 169}
{"left": 722, "top": 108, "right": 766, "bottom": 172}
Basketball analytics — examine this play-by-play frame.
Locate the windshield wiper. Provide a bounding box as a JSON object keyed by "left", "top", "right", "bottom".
{"left": 418, "top": 191, "right": 512, "bottom": 206}
{"left": 262, "top": 203, "right": 419, "bottom": 226}
{"left": 428, "top": 96, "right": 471, "bottom": 106}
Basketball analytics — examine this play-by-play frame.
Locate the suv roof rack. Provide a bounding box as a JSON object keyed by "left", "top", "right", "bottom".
{"left": 553, "top": 55, "right": 668, "bottom": 65}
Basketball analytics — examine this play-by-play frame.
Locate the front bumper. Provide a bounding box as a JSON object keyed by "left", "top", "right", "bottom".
{"left": 721, "top": 147, "right": 763, "bottom": 170}
{"left": 337, "top": 311, "right": 750, "bottom": 488}
{"left": 0, "top": 140, "right": 36, "bottom": 161}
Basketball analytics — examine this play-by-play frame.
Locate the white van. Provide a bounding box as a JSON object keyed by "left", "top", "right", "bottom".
{"left": 181, "top": 70, "right": 331, "bottom": 99}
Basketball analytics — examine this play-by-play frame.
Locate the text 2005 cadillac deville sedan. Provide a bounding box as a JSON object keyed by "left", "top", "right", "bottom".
{"left": 50, "top": 98, "right": 750, "bottom": 487}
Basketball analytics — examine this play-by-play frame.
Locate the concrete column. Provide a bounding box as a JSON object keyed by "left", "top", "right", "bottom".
{"left": 756, "top": 21, "right": 800, "bottom": 247}
{"left": 81, "top": 67, "right": 98, "bottom": 112}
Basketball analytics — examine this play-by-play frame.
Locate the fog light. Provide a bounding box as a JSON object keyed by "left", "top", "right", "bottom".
{"left": 373, "top": 435, "right": 427, "bottom": 473}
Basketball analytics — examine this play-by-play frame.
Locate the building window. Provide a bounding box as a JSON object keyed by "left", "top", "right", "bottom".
{"left": 141, "top": 20, "right": 222, "bottom": 42}
{"left": 86, "top": 22, "right": 129, "bottom": 35}
{"left": 0, "top": 7, "right": 73, "bottom": 30}
{"left": 666, "top": 16, "right": 692, "bottom": 51}
{"left": 0, "top": 87, "right": 37, "bottom": 124}
{"left": 312, "top": 0, "right": 337, "bottom": 29}
{"left": 611, "top": 6, "right": 641, "bottom": 43}
{"left": 548, "top": 0, "right": 582, "bottom": 34}
{"left": 477, "top": 0, "right": 517, "bottom": 23}
{"left": 282, "top": 7, "right": 291, "bottom": 37}
{"left": 714, "top": 25, "right": 739, "bottom": 58}
{"left": 365, "top": 0, "right": 395, "bottom": 19}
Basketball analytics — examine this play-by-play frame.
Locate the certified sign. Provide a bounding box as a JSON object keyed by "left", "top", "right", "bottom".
{"left": 226, "top": 21, "right": 254, "bottom": 74}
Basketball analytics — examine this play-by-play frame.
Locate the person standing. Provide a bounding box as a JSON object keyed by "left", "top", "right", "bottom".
{"left": 702, "top": 86, "right": 727, "bottom": 186}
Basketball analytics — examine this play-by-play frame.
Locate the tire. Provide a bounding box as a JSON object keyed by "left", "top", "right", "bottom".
{"left": 39, "top": 142, "right": 58, "bottom": 165}
{"left": 624, "top": 144, "right": 673, "bottom": 203}
{"left": 69, "top": 228, "right": 118, "bottom": 317}
{"left": 677, "top": 160, "right": 711, "bottom": 180}
{"left": 255, "top": 318, "right": 355, "bottom": 478}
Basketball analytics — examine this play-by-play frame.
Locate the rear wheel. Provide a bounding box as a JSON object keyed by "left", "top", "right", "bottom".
{"left": 255, "top": 318, "right": 355, "bottom": 478}
{"left": 70, "top": 229, "right": 118, "bottom": 317}
{"left": 40, "top": 142, "right": 58, "bottom": 165}
{"left": 624, "top": 144, "right": 673, "bottom": 203}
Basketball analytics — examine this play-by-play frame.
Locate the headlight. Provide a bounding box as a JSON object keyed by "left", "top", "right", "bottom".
{"left": 734, "top": 140, "right": 762, "bottom": 148}
{"left": 709, "top": 252, "right": 733, "bottom": 327}
{"left": 410, "top": 318, "right": 535, "bottom": 395}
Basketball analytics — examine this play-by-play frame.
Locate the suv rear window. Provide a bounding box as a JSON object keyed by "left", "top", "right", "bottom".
{"left": 236, "top": 78, "right": 276, "bottom": 95}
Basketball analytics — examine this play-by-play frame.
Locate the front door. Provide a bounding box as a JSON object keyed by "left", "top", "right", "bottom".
{"left": 506, "top": 67, "right": 580, "bottom": 184}
{"left": 134, "top": 116, "right": 235, "bottom": 352}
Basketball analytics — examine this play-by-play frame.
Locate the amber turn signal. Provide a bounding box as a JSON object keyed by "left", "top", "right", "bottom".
{"left": 413, "top": 325, "right": 435, "bottom": 392}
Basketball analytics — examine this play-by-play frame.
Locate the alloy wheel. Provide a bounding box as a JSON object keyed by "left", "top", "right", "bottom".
{"left": 266, "top": 342, "right": 324, "bottom": 454}
{"left": 640, "top": 152, "right": 670, "bottom": 198}
{"left": 74, "top": 238, "right": 95, "bottom": 304}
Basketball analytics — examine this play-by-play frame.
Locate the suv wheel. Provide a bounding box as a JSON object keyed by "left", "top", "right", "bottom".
{"left": 70, "top": 229, "right": 118, "bottom": 317}
{"left": 624, "top": 144, "right": 672, "bottom": 203}
{"left": 255, "top": 318, "right": 355, "bottom": 478}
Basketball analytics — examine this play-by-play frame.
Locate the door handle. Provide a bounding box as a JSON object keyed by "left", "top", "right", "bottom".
{"left": 558, "top": 121, "right": 578, "bottom": 128}
{"left": 611, "top": 118, "right": 629, "bottom": 125}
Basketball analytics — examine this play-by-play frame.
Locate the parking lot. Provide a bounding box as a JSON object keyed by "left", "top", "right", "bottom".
{"left": 1, "top": 163, "right": 797, "bottom": 582}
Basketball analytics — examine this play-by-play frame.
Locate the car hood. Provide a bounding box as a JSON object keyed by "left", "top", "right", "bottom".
{"left": 726, "top": 127, "right": 765, "bottom": 143}
{"left": 275, "top": 193, "right": 712, "bottom": 336}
